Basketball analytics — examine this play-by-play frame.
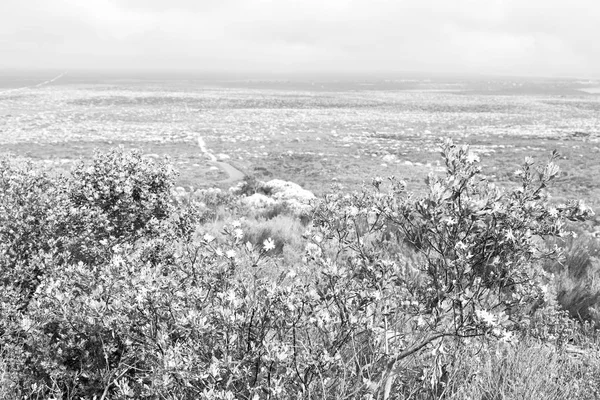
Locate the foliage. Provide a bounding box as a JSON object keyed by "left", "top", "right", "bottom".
{"left": 0, "top": 149, "right": 189, "bottom": 308}
{"left": 0, "top": 159, "right": 62, "bottom": 309}
{"left": 235, "top": 175, "right": 269, "bottom": 197}
{"left": 0, "top": 142, "right": 597, "bottom": 399}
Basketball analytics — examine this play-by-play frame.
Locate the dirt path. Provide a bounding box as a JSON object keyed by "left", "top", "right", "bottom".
{"left": 197, "top": 136, "right": 245, "bottom": 184}
{"left": 0, "top": 71, "right": 67, "bottom": 95}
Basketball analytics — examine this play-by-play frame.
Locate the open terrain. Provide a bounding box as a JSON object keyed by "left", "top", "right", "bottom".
{"left": 3, "top": 73, "right": 600, "bottom": 399}
{"left": 2, "top": 73, "right": 600, "bottom": 211}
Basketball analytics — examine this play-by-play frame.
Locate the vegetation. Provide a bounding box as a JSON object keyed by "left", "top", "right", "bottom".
{"left": 0, "top": 142, "right": 599, "bottom": 399}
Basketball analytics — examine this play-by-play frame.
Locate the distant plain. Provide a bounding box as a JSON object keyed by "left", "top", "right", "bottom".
{"left": 1, "top": 72, "right": 600, "bottom": 212}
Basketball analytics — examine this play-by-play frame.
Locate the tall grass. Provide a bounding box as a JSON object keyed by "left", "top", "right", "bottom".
{"left": 545, "top": 225, "right": 600, "bottom": 325}
{"left": 445, "top": 340, "right": 600, "bottom": 400}
{"left": 241, "top": 214, "right": 306, "bottom": 265}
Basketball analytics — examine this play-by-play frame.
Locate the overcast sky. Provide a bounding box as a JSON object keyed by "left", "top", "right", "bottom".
{"left": 0, "top": 0, "right": 598, "bottom": 78}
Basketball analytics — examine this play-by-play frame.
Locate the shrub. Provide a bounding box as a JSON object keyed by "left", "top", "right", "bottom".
{"left": 1, "top": 149, "right": 188, "bottom": 305}
{"left": 0, "top": 142, "right": 595, "bottom": 399}
{"left": 301, "top": 142, "right": 592, "bottom": 396}
{"left": 0, "top": 159, "right": 64, "bottom": 309}
{"left": 0, "top": 148, "right": 199, "bottom": 398}
{"left": 234, "top": 174, "right": 267, "bottom": 197}
{"left": 64, "top": 148, "right": 178, "bottom": 242}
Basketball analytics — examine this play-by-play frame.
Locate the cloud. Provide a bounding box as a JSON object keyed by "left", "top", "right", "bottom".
{"left": 0, "top": 0, "right": 598, "bottom": 77}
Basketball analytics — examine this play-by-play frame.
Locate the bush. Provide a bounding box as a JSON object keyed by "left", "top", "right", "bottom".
{"left": 235, "top": 174, "right": 267, "bottom": 197}
{"left": 0, "top": 149, "right": 187, "bottom": 305}
{"left": 0, "top": 159, "right": 63, "bottom": 309}
{"left": 0, "top": 148, "right": 199, "bottom": 398}
{"left": 0, "top": 142, "right": 596, "bottom": 399}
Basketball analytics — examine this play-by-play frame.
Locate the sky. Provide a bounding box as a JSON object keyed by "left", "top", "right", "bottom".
{"left": 0, "top": 0, "right": 598, "bottom": 78}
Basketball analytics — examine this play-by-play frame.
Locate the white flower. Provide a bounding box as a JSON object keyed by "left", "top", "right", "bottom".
{"left": 305, "top": 242, "right": 322, "bottom": 257}
{"left": 499, "top": 329, "right": 517, "bottom": 344}
{"left": 476, "top": 310, "right": 496, "bottom": 326}
{"left": 231, "top": 220, "right": 241, "bottom": 228}
{"left": 454, "top": 241, "right": 468, "bottom": 251}
{"left": 203, "top": 233, "right": 215, "bottom": 243}
{"left": 347, "top": 206, "right": 359, "bottom": 217}
{"left": 443, "top": 217, "right": 457, "bottom": 226}
{"left": 20, "top": 316, "right": 33, "bottom": 331}
{"left": 245, "top": 241, "right": 253, "bottom": 251}
{"left": 225, "top": 250, "right": 236, "bottom": 259}
{"left": 263, "top": 238, "right": 276, "bottom": 252}
{"left": 215, "top": 248, "right": 223, "bottom": 257}
{"left": 540, "top": 284, "right": 549, "bottom": 299}
{"left": 234, "top": 228, "right": 244, "bottom": 240}
{"left": 466, "top": 152, "right": 480, "bottom": 164}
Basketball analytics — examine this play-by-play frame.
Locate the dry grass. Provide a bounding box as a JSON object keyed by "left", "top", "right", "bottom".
{"left": 241, "top": 214, "right": 307, "bottom": 263}
{"left": 545, "top": 227, "right": 600, "bottom": 325}
{"left": 442, "top": 341, "right": 600, "bottom": 400}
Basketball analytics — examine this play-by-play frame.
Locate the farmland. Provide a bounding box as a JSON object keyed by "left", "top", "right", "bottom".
{"left": 2, "top": 74, "right": 600, "bottom": 211}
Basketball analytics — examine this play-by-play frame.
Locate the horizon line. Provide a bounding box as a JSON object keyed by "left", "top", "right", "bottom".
{"left": 1, "top": 67, "right": 598, "bottom": 82}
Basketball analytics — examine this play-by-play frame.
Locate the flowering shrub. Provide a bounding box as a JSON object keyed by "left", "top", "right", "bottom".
{"left": 307, "top": 140, "right": 593, "bottom": 395}
{"left": 0, "top": 142, "right": 595, "bottom": 399}
{"left": 0, "top": 149, "right": 189, "bottom": 307}
{"left": 0, "top": 159, "right": 63, "bottom": 309}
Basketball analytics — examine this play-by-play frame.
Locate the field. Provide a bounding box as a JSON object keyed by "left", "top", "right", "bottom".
{"left": 2, "top": 74, "right": 600, "bottom": 212}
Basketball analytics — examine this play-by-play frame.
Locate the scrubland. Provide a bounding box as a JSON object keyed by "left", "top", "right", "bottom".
{"left": 1, "top": 77, "right": 600, "bottom": 399}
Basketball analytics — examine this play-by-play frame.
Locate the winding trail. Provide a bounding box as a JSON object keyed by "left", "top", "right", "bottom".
{"left": 197, "top": 136, "right": 245, "bottom": 184}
